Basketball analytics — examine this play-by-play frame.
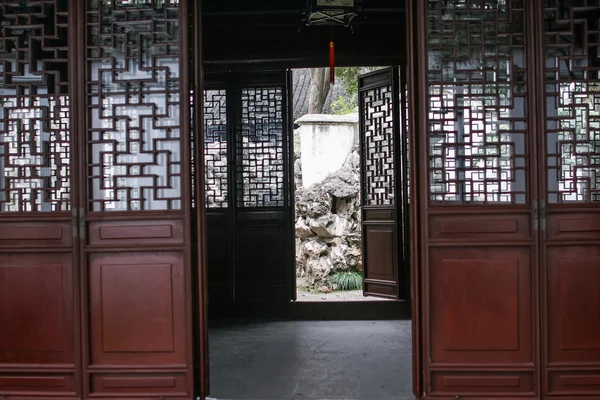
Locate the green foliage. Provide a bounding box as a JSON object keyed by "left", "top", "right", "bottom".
{"left": 335, "top": 66, "right": 385, "bottom": 95}
{"left": 335, "top": 67, "right": 363, "bottom": 95}
{"left": 329, "top": 272, "right": 363, "bottom": 291}
{"left": 330, "top": 95, "right": 357, "bottom": 115}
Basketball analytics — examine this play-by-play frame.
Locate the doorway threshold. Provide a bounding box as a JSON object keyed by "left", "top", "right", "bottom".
{"left": 208, "top": 300, "right": 411, "bottom": 321}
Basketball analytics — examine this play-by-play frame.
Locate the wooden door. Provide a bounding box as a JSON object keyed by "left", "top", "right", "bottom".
{"left": 81, "top": 1, "right": 198, "bottom": 399}
{"left": 0, "top": 1, "right": 81, "bottom": 399}
{"left": 359, "top": 67, "right": 406, "bottom": 299}
{"left": 203, "top": 87, "right": 234, "bottom": 303}
{"left": 417, "top": 1, "right": 538, "bottom": 397}
{"left": 203, "top": 72, "right": 295, "bottom": 304}
{"left": 232, "top": 72, "right": 295, "bottom": 302}
{"left": 540, "top": 1, "right": 600, "bottom": 396}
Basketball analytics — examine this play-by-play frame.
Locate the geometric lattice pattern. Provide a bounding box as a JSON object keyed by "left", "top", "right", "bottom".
{"left": 427, "top": 0, "right": 528, "bottom": 204}
{"left": 86, "top": 0, "right": 182, "bottom": 211}
{"left": 0, "top": 1, "right": 70, "bottom": 212}
{"left": 361, "top": 84, "right": 396, "bottom": 206}
{"left": 236, "top": 87, "right": 284, "bottom": 208}
{"left": 204, "top": 90, "right": 228, "bottom": 208}
{"left": 544, "top": 0, "right": 600, "bottom": 203}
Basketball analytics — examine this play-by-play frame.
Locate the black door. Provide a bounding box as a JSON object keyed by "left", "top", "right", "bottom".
{"left": 204, "top": 71, "right": 295, "bottom": 302}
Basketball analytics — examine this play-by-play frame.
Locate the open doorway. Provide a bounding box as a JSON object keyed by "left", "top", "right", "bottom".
{"left": 292, "top": 67, "right": 409, "bottom": 302}
{"left": 203, "top": 67, "right": 412, "bottom": 399}
{"left": 201, "top": 1, "right": 414, "bottom": 399}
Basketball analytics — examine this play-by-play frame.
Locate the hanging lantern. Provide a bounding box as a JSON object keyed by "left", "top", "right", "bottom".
{"left": 305, "top": 0, "right": 358, "bottom": 27}
{"left": 329, "top": 40, "right": 335, "bottom": 84}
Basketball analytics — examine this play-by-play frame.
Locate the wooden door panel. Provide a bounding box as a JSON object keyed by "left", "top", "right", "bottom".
{"left": 0, "top": 375, "right": 77, "bottom": 395}
{"left": 429, "top": 247, "right": 533, "bottom": 365}
{"left": 87, "top": 220, "right": 185, "bottom": 247}
{"left": 204, "top": 79, "right": 294, "bottom": 304}
{"left": 82, "top": 1, "right": 196, "bottom": 398}
{"left": 89, "top": 374, "right": 188, "bottom": 396}
{"left": 0, "top": 247, "right": 77, "bottom": 399}
{"left": 0, "top": 222, "right": 73, "bottom": 248}
{"left": 546, "top": 246, "right": 600, "bottom": 365}
{"left": 420, "top": 1, "right": 536, "bottom": 397}
{"left": 363, "top": 216, "right": 399, "bottom": 298}
{"left": 235, "top": 216, "right": 288, "bottom": 301}
{"left": 204, "top": 88, "right": 234, "bottom": 303}
{"left": 430, "top": 371, "right": 535, "bottom": 397}
{"left": 206, "top": 217, "right": 233, "bottom": 302}
{"left": 547, "top": 371, "right": 600, "bottom": 397}
{"left": 428, "top": 213, "right": 532, "bottom": 242}
{"left": 88, "top": 252, "right": 187, "bottom": 366}
{"left": 546, "top": 213, "right": 600, "bottom": 241}
{"left": 232, "top": 81, "right": 295, "bottom": 302}
{"left": 0, "top": 253, "right": 74, "bottom": 365}
{"left": 0, "top": 1, "right": 80, "bottom": 398}
{"left": 540, "top": 2, "right": 600, "bottom": 397}
{"left": 359, "top": 67, "right": 404, "bottom": 300}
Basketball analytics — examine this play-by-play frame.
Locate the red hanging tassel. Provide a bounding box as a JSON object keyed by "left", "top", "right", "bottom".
{"left": 329, "top": 41, "right": 335, "bottom": 84}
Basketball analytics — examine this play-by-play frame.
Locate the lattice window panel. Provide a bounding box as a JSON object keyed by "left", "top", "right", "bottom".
{"left": 86, "top": 0, "right": 182, "bottom": 211}
{"left": 236, "top": 87, "right": 284, "bottom": 208}
{"left": 204, "top": 90, "right": 228, "bottom": 208}
{"left": 544, "top": 0, "right": 600, "bottom": 203}
{"left": 0, "top": 1, "right": 70, "bottom": 212}
{"left": 361, "top": 84, "right": 396, "bottom": 206}
{"left": 427, "top": 0, "right": 528, "bottom": 204}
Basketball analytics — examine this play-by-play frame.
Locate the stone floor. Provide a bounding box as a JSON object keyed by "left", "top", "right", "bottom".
{"left": 295, "top": 289, "right": 393, "bottom": 302}
{"left": 208, "top": 320, "right": 413, "bottom": 400}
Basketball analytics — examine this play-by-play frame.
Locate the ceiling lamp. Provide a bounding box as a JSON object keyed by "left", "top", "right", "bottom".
{"left": 305, "top": 0, "right": 358, "bottom": 28}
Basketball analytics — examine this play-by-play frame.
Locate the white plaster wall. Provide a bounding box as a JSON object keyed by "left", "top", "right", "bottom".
{"left": 296, "top": 113, "right": 358, "bottom": 188}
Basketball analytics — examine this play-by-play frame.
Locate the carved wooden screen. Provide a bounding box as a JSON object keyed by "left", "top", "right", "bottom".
{"left": 82, "top": 1, "right": 196, "bottom": 399}
{"left": 541, "top": 1, "right": 600, "bottom": 397}
{"left": 236, "top": 87, "right": 285, "bottom": 208}
{"left": 359, "top": 67, "right": 404, "bottom": 299}
{"left": 233, "top": 81, "right": 294, "bottom": 302}
{"left": 0, "top": 1, "right": 80, "bottom": 399}
{"left": 421, "top": 0, "right": 537, "bottom": 397}
{"left": 205, "top": 90, "right": 228, "bottom": 208}
{"left": 204, "top": 88, "right": 234, "bottom": 302}
{"left": 203, "top": 76, "right": 295, "bottom": 304}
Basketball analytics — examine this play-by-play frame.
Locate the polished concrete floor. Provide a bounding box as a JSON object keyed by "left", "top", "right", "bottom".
{"left": 208, "top": 320, "right": 413, "bottom": 400}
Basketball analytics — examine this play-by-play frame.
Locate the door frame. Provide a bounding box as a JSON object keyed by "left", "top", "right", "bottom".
{"left": 193, "top": 3, "right": 425, "bottom": 400}
{"left": 406, "top": 0, "right": 423, "bottom": 396}
{"left": 192, "top": 0, "right": 210, "bottom": 397}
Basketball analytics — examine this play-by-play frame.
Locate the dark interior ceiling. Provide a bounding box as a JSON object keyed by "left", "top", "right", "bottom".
{"left": 202, "top": 0, "right": 407, "bottom": 71}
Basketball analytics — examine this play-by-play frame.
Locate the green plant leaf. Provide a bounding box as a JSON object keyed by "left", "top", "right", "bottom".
{"left": 328, "top": 272, "right": 363, "bottom": 291}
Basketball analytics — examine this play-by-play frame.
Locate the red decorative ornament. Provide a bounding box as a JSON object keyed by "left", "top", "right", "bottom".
{"left": 329, "top": 41, "right": 335, "bottom": 84}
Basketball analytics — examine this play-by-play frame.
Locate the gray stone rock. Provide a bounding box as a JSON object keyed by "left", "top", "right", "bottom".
{"left": 329, "top": 242, "right": 348, "bottom": 270}
{"left": 302, "top": 239, "right": 329, "bottom": 257}
{"left": 306, "top": 257, "right": 334, "bottom": 285}
{"left": 295, "top": 149, "right": 363, "bottom": 288}
{"left": 295, "top": 218, "right": 314, "bottom": 239}
{"left": 296, "top": 186, "right": 331, "bottom": 218}
{"left": 309, "top": 215, "right": 348, "bottom": 238}
{"left": 321, "top": 151, "right": 360, "bottom": 198}
{"left": 294, "top": 158, "right": 302, "bottom": 189}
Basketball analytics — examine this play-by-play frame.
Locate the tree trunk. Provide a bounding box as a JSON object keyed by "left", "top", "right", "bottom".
{"left": 308, "top": 68, "right": 331, "bottom": 114}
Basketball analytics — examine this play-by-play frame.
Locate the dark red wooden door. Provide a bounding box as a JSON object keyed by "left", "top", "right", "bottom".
{"left": 1, "top": 1, "right": 203, "bottom": 399}
{"left": 540, "top": 1, "right": 600, "bottom": 396}
{"left": 80, "top": 1, "right": 198, "bottom": 399}
{"left": 418, "top": 0, "right": 538, "bottom": 397}
{"left": 359, "top": 67, "right": 406, "bottom": 299}
{"left": 0, "top": 1, "right": 81, "bottom": 399}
